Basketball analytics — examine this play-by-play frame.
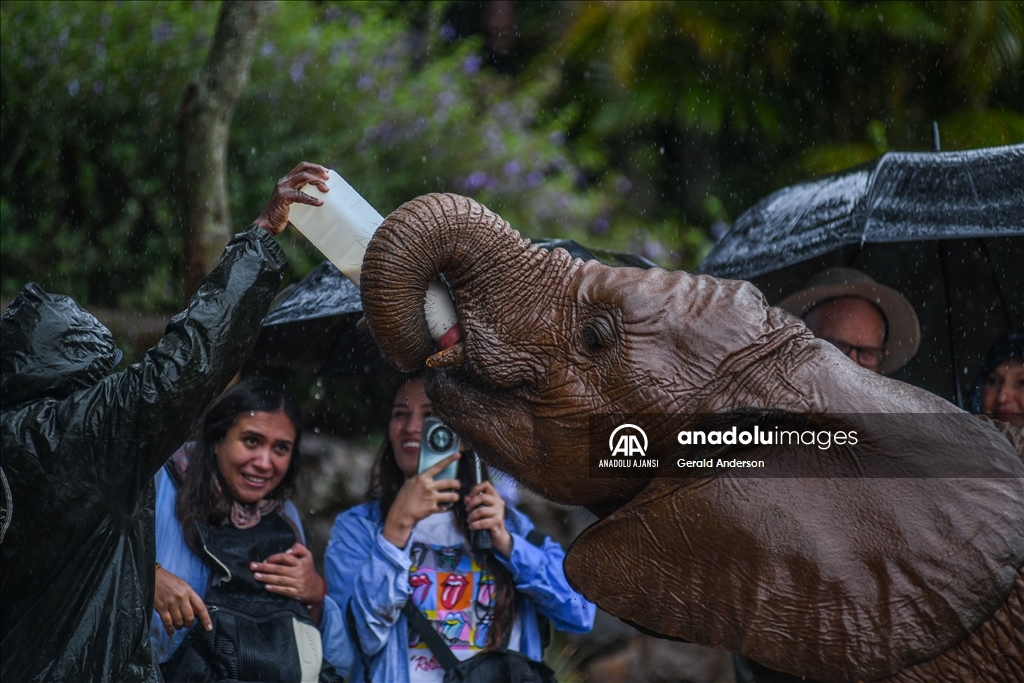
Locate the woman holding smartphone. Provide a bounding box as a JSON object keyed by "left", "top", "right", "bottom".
{"left": 324, "top": 372, "right": 594, "bottom": 683}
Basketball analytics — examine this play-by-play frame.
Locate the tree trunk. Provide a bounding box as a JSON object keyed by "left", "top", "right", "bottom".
{"left": 179, "top": 1, "right": 268, "bottom": 302}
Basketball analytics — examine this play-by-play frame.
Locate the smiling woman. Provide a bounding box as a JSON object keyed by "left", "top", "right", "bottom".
{"left": 150, "top": 377, "right": 346, "bottom": 682}
{"left": 214, "top": 409, "right": 296, "bottom": 504}
{"left": 323, "top": 372, "right": 595, "bottom": 683}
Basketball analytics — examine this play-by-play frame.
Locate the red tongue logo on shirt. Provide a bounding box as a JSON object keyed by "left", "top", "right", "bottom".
{"left": 440, "top": 574, "right": 468, "bottom": 609}
{"left": 409, "top": 573, "right": 432, "bottom": 607}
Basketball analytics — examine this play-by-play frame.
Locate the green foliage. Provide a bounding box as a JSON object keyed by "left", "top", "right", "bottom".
{"left": 3, "top": 0, "right": 1020, "bottom": 310}
{"left": 1, "top": 1, "right": 218, "bottom": 308}
{"left": 1, "top": 0, "right": 622, "bottom": 309}
{"left": 542, "top": 0, "right": 1024, "bottom": 234}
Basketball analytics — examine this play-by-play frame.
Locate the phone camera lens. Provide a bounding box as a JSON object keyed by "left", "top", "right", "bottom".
{"left": 429, "top": 425, "right": 453, "bottom": 451}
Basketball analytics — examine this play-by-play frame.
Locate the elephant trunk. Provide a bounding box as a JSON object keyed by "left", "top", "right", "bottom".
{"left": 361, "top": 193, "right": 533, "bottom": 371}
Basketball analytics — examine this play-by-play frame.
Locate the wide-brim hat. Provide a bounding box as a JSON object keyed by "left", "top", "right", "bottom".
{"left": 777, "top": 267, "right": 920, "bottom": 375}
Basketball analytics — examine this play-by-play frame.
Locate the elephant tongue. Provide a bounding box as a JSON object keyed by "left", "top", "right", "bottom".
{"left": 436, "top": 323, "right": 463, "bottom": 350}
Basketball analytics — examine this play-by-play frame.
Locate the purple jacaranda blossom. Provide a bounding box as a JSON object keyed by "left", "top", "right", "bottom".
{"left": 614, "top": 175, "right": 632, "bottom": 194}
{"left": 358, "top": 74, "right": 374, "bottom": 91}
{"left": 152, "top": 21, "right": 172, "bottom": 44}
{"left": 373, "top": 123, "right": 396, "bottom": 144}
{"left": 591, "top": 213, "right": 611, "bottom": 236}
{"left": 463, "top": 171, "right": 488, "bottom": 191}
{"left": 260, "top": 41, "right": 276, "bottom": 57}
{"left": 437, "top": 91, "right": 457, "bottom": 108}
{"left": 504, "top": 161, "right": 521, "bottom": 177}
{"left": 440, "top": 24, "right": 456, "bottom": 41}
{"left": 67, "top": 80, "right": 79, "bottom": 96}
{"left": 493, "top": 102, "right": 515, "bottom": 122}
{"left": 641, "top": 239, "right": 665, "bottom": 261}
{"left": 57, "top": 27, "right": 69, "bottom": 49}
{"left": 548, "top": 131, "right": 565, "bottom": 146}
{"left": 526, "top": 171, "right": 543, "bottom": 187}
{"left": 290, "top": 60, "right": 305, "bottom": 83}
{"left": 378, "top": 88, "right": 393, "bottom": 103}
{"left": 463, "top": 54, "right": 482, "bottom": 74}
{"left": 93, "top": 80, "right": 104, "bottom": 95}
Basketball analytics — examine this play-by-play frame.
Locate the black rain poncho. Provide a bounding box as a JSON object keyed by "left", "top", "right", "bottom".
{"left": 1, "top": 226, "right": 286, "bottom": 683}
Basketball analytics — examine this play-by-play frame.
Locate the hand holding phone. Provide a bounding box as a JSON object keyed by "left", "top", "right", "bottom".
{"left": 418, "top": 417, "right": 460, "bottom": 481}
{"left": 383, "top": 451, "right": 461, "bottom": 549}
{"left": 467, "top": 451, "right": 493, "bottom": 551}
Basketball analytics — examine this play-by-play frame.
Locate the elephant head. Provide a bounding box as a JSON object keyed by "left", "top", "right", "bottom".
{"left": 360, "top": 193, "right": 1024, "bottom": 681}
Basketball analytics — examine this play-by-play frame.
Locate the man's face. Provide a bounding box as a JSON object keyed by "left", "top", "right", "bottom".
{"left": 803, "top": 297, "right": 887, "bottom": 373}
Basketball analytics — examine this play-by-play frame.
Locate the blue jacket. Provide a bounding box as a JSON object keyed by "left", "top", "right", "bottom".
{"left": 325, "top": 501, "right": 595, "bottom": 682}
{"left": 148, "top": 467, "right": 347, "bottom": 671}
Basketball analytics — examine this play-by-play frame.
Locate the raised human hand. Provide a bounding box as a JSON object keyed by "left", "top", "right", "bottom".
{"left": 253, "top": 162, "right": 329, "bottom": 236}
{"left": 383, "top": 453, "right": 462, "bottom": 549}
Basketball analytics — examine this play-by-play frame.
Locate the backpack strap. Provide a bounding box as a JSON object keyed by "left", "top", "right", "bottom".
{"left": 346, "top": 602, "right": 375, "bottom": 683}
{"left": 402, "top": 600, "right": 460, "bottom": 670}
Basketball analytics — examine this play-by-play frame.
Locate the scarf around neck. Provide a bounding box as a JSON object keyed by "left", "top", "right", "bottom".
{"left": 212, "top": 475, "right": 285, "bottom": 529}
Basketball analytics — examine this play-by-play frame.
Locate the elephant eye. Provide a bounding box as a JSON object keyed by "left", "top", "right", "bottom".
{"left": 582, "top": 315, "right": 615, "bottom": 352}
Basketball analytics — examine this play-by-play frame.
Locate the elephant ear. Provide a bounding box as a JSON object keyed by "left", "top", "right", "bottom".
{"left": 565, "top": 451, "right": 1024, "bottom": 681}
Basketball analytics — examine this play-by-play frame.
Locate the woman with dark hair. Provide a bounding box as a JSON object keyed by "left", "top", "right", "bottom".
{"left": 149, "top": 377, "right": 346, "bottom": 681}
{"left": 970, "top": 327, "right": 1024, "bottom": 428}
{"left": 324, "top": 373, "right": 594, "bottom": 683}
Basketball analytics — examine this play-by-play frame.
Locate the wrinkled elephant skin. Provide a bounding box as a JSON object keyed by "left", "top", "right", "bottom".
{"left": 360, "top": 194, "right": 1024, "bottom": 682}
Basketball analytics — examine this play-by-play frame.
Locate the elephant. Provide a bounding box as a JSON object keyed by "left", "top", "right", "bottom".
{"left": 358, "top": 193, "right": 1024, "bottom": 682}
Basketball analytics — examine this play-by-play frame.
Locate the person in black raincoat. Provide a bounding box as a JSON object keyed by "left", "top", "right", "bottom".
{"left": 0, "top": 162, "right": 330, "bottom": 683}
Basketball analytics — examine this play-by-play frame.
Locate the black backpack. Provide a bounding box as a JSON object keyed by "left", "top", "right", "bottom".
{"left": 161, "top": 514, "right": 343, "bottom": 683}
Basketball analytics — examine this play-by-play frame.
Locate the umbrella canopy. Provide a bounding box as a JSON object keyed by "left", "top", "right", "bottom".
{"left": 251, "top": 261, "right": 383, "bottom": 375}
{"left": 698, "top": 144, "right": 1024, "bottom": 405}
{"left": 250, "top": 239, "right": 656, "bottom": 375}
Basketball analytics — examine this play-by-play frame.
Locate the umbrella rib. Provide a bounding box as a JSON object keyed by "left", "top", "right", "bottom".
{"left": 858, "top": 153, "right": 890, "bottom": 247}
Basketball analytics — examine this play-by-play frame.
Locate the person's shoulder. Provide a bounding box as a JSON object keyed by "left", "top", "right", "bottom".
{"left": 334, "top": 500, "right": 383, "bottom": 526}
{"left": 327, "top": 501, "right": 383, "bottom": 549}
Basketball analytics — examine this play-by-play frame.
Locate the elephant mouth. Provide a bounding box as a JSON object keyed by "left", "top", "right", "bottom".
{"left": 425, "top": 336, "right": 466, "bottom": 370}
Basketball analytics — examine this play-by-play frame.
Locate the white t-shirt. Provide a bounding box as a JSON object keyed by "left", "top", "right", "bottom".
{"left": 406, "top": 511, "right": 520, "bottom": 683}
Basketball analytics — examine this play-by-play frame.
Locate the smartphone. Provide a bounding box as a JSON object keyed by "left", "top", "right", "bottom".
{"left": 418, "top": 417, "right": 460, "bottom": 481}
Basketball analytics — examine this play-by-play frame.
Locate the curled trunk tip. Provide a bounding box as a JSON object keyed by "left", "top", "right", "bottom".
{"left": 360, "top": 193, "right": 521, "bottom": 371}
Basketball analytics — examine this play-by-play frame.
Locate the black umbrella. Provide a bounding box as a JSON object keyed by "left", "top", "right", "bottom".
{"left": 250, "top": 239, "right": 656, "bottom": 375}
{"left": 250, "top": 261, "right": 383, "bottom": 375}
{"left": 698, "top": 143, "right": 1024, "bottom": 406}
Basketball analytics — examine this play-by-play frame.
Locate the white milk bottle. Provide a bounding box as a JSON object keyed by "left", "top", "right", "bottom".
{"left": 287, "top": 170, "right": 460, "bottom": 344}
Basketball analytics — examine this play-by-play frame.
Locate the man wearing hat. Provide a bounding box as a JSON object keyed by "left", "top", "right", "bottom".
{"left": 777, "top": 267, "right": 920, "bottom": 375}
